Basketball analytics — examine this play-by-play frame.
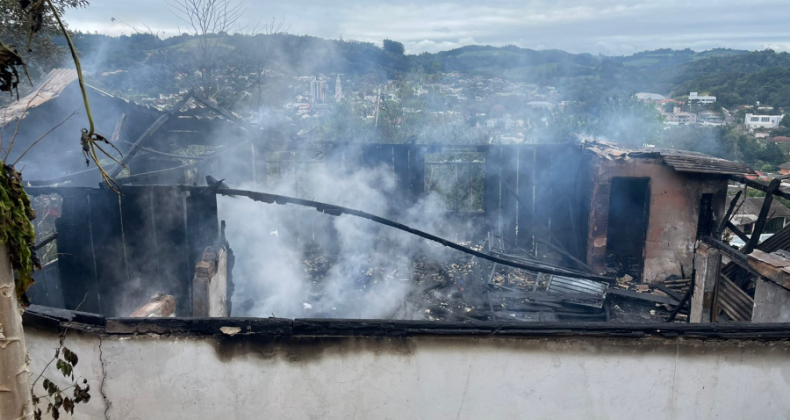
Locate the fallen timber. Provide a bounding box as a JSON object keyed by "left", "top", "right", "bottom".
{"left": 217, "top": 188, "right": 615, "bottom": 283}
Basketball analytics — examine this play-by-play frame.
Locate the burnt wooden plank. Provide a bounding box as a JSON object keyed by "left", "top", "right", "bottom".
{"left": 533, "top": 146, "right": 553, "bottom": 256}
{"left": 393, "top": 145, "right": 410, "bottom": 208}
{"left": 119, "top": 188, "right": 168, "bottom": 315}
{"left": 409, "top": 145, "right": 425, "bottom": 203}
{"left": 500, "top": 145, "right": 519, "bottom": 247}
{"left": 516, "top": 146, "right": 535, "bottom": 252}
{"left": 484, "top": 146, "right": 501, "bottom": 234}
{"left": 745, "top": 179, "right": 781, "bottom": 253}
{"left": 87, "top": 190, "right": 128, "bottom": 316}
{"left": 547, "top": 145, "right": 581, "bottom": 255}
{"left": 155, "top": 189, "right": 193, "bottom": 317}
{"left": 361, "top": 144, "right": 393, "bottom": 169}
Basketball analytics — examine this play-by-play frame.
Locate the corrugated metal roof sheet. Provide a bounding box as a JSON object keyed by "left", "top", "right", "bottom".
{"left": 1, "top": 68, "right": 159, "bottom": 126}
{"left": 583, "top": 139, "right": 755, "bottom": 175}
{"left": 546, "top": 275, "right": 607, "bottom": 308}
{"left": 1, "top": 69, "right": 78, "bottom": 125}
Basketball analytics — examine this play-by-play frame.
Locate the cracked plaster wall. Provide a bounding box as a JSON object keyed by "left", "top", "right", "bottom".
{"left": 23, "top": 326, "right": 790, "bottom": 420}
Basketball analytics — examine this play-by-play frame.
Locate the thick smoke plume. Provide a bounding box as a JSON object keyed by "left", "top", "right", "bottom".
{"left": 220, "top": 164, "right": 473, "bottom": 319}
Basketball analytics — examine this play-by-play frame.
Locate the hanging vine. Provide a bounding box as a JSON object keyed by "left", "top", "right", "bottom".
{"left": 0, "top": 0, "right": 128, "bottom": 301}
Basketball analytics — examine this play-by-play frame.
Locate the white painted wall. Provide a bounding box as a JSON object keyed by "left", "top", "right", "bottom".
{"left": 24, "top": 325, "right": 790, "bottom": 420}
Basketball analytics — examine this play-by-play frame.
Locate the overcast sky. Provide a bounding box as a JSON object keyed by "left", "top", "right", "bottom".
{"left": 65, "top": 0, "right": 790, "bottom": 56}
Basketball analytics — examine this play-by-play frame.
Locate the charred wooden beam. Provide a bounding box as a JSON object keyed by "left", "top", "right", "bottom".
{"left": 109, "top": 92, "right": 193, "bottom": 178}
{"left": 702, "top": 236, "right": 765, "bottom": 279}
{"left": 192, "top": 93, "right": 255, "bottom": 132}
{"left": 34, "top": 233, "right": 57, "bottom": 250}
{"left": 730, "top": 175, "right": 790, "bottom": 201}
{"left": 718, "top": 190, "right": 742, "bottom": 238}
{"left": 727, "top": 221, "right": 750, "bottom": 244}
{"left": 218, "top": 188, "right": 615, "bottom": 283}
{"left": 743, "top": 178, "right": 781, "bottom": 254}
{"left": 666, "top": 277, "right": 694, "bottom": 323}
{"left": 656, "top": 284, "right": 684, "bottom": 301}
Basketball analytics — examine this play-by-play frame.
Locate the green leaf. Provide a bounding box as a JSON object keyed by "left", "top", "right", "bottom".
{"left": 63, "top": 397, "right": 74, "bottom": 415}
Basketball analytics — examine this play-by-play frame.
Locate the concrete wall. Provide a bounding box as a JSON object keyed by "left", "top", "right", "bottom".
{"left": 753, "top": 277, "right": 790, "bottom": 322}
{"left": 25, "top": 324, "right": 790, "bottom": 420}
{"left": 587, "top": 157, "right": 727, "bottom": 283}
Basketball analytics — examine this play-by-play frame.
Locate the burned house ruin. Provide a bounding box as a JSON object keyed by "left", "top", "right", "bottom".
{"left": 5, "top": 70, "right": 790, "bottom": 419}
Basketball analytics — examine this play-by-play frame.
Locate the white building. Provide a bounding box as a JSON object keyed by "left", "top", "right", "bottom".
{"left": 525, "top": 101, "right": 553, "bottom": 110}
{"left": 635, "top": 92, "right": 666, "bottom": 101}
{"left": 745, "top": 113, "right": 785, "bottom": 129}
{"left": 689, "top": 92, "right": 716, "bottom": 104}
{"left": 310, "top": 77, "right": 327, "bottom": 103}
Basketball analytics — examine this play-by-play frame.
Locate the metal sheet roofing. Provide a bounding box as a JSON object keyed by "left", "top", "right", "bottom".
{"left": 583, "top": 139, "right": 755, "bottom": 175}
{"left": 1, "top": 68, "right": 158, "bottom": 125}
{"left": 0, "top": 69, "right": 78, "bottom": 125}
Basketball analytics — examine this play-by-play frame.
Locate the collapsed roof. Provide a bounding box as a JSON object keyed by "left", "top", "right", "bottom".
{"left": 583, "top": 139, "right": 756, "bottom": 175}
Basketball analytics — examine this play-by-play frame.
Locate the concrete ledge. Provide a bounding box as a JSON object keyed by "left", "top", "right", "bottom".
{"left": 22, "top": 306, "right": 790, "bottom": 340}
{"left": 105, "top": 317, "right": 292, "bottom": 335}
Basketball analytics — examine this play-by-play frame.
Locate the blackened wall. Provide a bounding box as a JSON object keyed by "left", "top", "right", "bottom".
{"left": 28, "top": 186, "right": 219, "bottom": 317}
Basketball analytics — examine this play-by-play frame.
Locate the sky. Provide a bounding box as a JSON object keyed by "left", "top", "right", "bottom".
{"left": 65, "top": 0, "right": 790, "bottom": 56}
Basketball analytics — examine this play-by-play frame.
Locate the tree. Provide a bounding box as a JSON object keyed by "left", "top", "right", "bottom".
{"left": 162, "top": 0, "right": 245, "bottom": 106}
{"left": 382, "top": 39, "right": 405, "bottom": 55}
{"left": 0, "top": 0, "right": 88, "bottom": 104}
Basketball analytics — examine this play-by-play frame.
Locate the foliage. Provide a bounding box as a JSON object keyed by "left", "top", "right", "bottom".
{"left": 382, "top": 39, "right": 405, "bottom": 55}
{"left": 658, "top": 124, "right": 786, "bottom": 166}
{"left": 0, "top": 0, "right": 88, "bottom": 102}
{"left": 1, "top": 0, "right": 124, "bottom": 300}
{"left": 0, "top": 164, "right": 38, "bottom": 302}
{"left": 31, "top": 330, "right": 91, "bottom": 420}
{"left": 672, "top": 50, "right": 790, "bottom": 107}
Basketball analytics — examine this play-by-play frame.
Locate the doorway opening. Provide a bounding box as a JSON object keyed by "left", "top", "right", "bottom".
{"left": 605, "top": 178, "right": 651, "bottom": 280}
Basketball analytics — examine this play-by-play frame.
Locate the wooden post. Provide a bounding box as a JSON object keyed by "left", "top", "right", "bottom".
{"left": 743, "top": 178, "right": 780, "bottom": 254}
{"left": 0, "top": 245, "right": 33, "bottom": 420}
{"left": 690, "top": 240, "right": 721, "bottom": 323}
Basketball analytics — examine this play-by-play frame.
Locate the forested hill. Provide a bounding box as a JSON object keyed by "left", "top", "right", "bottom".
{"left": 62, "top": 32, "right": 790, "bottom": 103}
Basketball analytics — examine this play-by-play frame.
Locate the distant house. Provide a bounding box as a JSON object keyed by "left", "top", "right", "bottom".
{"left": 779, "top": 162, "right": 790, "bottom": 175}
{"left": 725, "top": 195, "right": 790, "bottom": 234}
{"left": 770, "top": 136, "right": 790, "bottom": 143}
{"left": 689, "top": 92, "right": 716, "bottom": 104}
{"left": 745, "top": 113, "right": 785, "bottom": 130}
{"left": 662, "top": 106, "right": 697, "bottom": 125}
{"left": 525, "top": 101, "right": 553, "bottom": 110}
{"left": 698, "top": 110, "right": 725, "bottom": 126}
{"left": 635, "top": 92, "right": 666, "bottom": 101}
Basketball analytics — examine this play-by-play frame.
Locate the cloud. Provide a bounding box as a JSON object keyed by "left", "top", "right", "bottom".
{"left": 64, "top": 0, "right": 790, "bottom": 55}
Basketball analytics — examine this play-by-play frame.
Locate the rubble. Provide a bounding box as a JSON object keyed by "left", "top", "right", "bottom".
{"left": 130, "top": 293, "right": 176, "bottom": 318}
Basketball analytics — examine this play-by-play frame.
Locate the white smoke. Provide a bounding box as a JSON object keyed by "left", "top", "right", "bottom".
{"left": 219, "top": 162, "right": 471, "bottom": 319}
